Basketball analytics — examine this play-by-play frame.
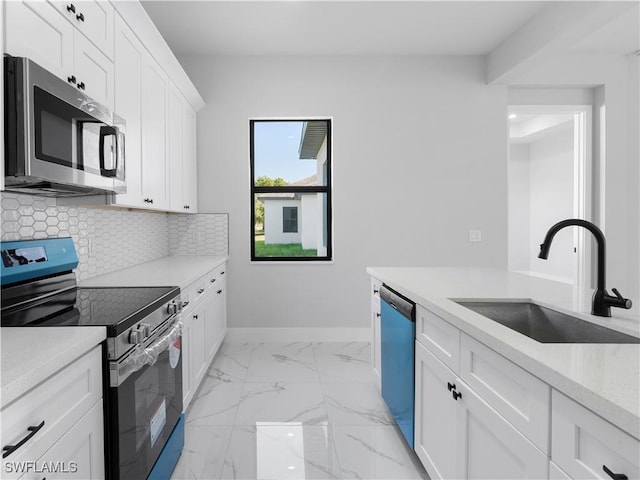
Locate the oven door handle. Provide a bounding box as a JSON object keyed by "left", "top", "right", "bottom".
{"left": 110, "top": 319, "right": 182, "bottom": 387}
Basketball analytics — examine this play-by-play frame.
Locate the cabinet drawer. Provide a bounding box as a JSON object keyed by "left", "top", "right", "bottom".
{"left": 1, "top": 347, "right": 102, "bottom": 476}
{"left": 416, "top": 305, "right": 460, "bottom": 373}
{"left": 460, "top": 334, "right": 549, "bottom": 453}
{"left": 552, "top": 390, "right": 639, "bottom": 480}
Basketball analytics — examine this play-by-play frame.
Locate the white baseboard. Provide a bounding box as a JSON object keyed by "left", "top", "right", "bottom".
{"left": 225, "top": 327, "right": 371, "bottom": 343}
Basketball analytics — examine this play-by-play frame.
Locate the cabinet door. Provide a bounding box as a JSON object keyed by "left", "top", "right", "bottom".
{"left": 168, "top": 85, "right": 185, "bottom": 212}
{"left": 73, "top": 32, "right": 114, "bottom": 110}
{"left": 551, "top": 390, "right": 639, "bottom": 480}
{"left": 455, "top": 379, "right": 548, "bottom": 480}
{"left": 113, "top": 14, "right": 144, "bottom": 208}
{"left": 4, "top": 0, "right": 74, "bottom": 80}
{"left": 31, "top": 401, "right": 105, "bottom": 480}
{"left": 182, "top": 104, "right": 198, "bottom": 212}
{"left": 141, "top": 56, "right": 169, "bottom": 209}
{"left": 190, "top": 304, "right": 207, "bottom": 388}
{"left": 205, "top": 280, "right": 227, "bottom": 361}
{"left": 181, "top": 313, "right": 194, "bottom": 410}
{"left": 50, "top": 0, "right": 114, "bottom": 59}
{"left": 414, "top": 341, "right": 458, "bottom": 480}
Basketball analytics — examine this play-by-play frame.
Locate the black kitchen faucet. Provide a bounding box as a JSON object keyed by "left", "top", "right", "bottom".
{"left": 538, "top": 219, "right": 632, "bottom": 317}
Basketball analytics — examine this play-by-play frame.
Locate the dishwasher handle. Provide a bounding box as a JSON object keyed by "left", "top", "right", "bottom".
{"left": 380, "top": 285, "right": 415, "bottom": 321}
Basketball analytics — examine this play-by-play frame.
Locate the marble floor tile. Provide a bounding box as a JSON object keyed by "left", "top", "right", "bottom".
{"left": 313, "top": 342, "right": 372, "bottom": 383}
{"left": 322, "top": 382, "right": 394, "bottom": 426}
{"left": 186, "top": 378, "right": 244, "bottom": 426}
{"left": 220, "top": 424, "right": 342, "bottom": 480}
{"left": 170, "top": 424, "right": 232, "bottom": 480}
{"left": 246, "top": 342, "right": 319, "bottom": 383}
{"left": 235, "top": 382, "right": 329, "bottom": 426}
{"left": 332, "top": 425, "right": 428, "bottom": 480}
{"left": 207, "top": 342, "right": 253, "bottom": 383}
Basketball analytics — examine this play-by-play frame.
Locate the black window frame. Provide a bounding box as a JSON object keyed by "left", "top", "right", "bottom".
{"left": 250, "top": 118, "right": 333, "bottom": 262}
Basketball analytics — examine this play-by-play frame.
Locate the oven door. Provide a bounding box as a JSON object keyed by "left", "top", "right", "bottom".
{"left": 108, "top": 322, "right": 183, "bottom": 480}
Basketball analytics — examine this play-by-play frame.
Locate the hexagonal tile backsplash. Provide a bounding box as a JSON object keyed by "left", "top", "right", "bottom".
{"left": 1, "top": 193, "right": 229, "bottom": 281}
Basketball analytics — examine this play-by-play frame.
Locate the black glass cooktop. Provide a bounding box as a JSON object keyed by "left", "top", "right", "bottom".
{"left": 1, "top": 286, "right": 179, "bottom": 336}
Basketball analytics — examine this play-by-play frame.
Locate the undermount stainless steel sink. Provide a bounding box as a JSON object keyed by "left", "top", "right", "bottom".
{"left": 453, "top": 301, "right": 640, "bottom": 344}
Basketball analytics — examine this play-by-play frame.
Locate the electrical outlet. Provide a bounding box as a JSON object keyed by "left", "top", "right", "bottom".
{"left": 469, "top": 230, "right": 482, "bottom": 242}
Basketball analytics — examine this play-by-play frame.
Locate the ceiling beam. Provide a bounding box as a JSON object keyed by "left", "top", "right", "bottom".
{"left": 486, "top": 1, "right": 637, "bottom": 85}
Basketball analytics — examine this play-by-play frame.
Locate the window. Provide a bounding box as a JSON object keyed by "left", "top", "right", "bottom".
{"left": 283, "top": 207, "right": 298, "bottom": 233}
{"left": 250, "top": 119, "right": 332, "bottom": 261}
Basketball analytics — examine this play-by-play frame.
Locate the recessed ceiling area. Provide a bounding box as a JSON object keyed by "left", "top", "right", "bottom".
{"left": 141, "top": 1, "right": 639, "bottom": 58}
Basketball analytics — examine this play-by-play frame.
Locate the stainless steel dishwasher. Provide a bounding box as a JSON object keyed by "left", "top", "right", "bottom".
{"left": 380, "top": 284, "right": 416, "bottom": 448}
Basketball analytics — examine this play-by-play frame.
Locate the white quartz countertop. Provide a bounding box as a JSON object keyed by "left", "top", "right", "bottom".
{"left": 1, "top": 326, "right": 106, "bottom": 409}
{"left": 367, "top": 267, "right": 640, "bottom": 439}
{"left": 79, "top": 255, "right": 227, "bottom": 290}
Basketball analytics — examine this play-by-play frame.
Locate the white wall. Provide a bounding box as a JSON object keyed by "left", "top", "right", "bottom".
{"left": 513, "top": 54, "right": 640, "bottom": 311}
{"left": 300, "top": 194, "right": 318, "bottom": 250}
{"left": 508, "top": 143, "right": 530, "bottom": 272}
{"left": 180, "top": 55, "right": 508, "bottom": 329}
{"left": 264, "top": 198, "right": 302, "bottom": 245}
{"left": 528, "top": 125, "right": 575, "bottom": 282}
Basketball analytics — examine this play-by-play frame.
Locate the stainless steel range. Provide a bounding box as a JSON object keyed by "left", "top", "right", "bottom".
{"left": 1, "top": 237, "right": 184, "bottom": 480}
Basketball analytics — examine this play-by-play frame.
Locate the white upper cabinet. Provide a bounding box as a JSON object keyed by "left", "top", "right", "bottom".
{"left": 4, "top": 0, "right": 114, "bottom": 110}
{"left": 141, "top": 56, "right": 170, "bottom": 210}
{"left": 182, "top": 104, "right": 198, "bottom": 212}
{"left": 113, "top": 13, "right": 144, "bottom": 207}
{"left": 50, "top": 0, "right": 115, "bottom": 58}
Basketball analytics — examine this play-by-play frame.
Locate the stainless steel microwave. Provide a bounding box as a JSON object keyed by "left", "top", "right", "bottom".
{"left": 3, "top": 55, "right": 126, "bottom": 197}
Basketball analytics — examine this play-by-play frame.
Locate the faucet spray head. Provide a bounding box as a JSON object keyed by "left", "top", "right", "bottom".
{"left": 538, "top": 243, "right": 550, "bottom": 259}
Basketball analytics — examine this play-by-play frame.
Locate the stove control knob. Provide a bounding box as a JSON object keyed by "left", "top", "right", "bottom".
{"left": 140, "top": 323, "right": 151, "bottom": 337}
{"left": 167, "top": 302, "right": 178, "bottom": 315}
{"left": 129, "top": 329, "right": 143, "bottom": 345}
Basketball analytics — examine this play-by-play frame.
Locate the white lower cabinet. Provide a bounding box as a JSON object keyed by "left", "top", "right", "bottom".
{"left": 181, "top": 263, "right": 228, "bottom": 410}
{"left": 551, "top": 390, "right": 639, "bottom": 480}
{"left": 415, "top": 340, "right": 547, "bottom": 480}
{"left": 414, "top": 341, "right": 457, "bottom": 479}
{"left": 1, "top": 346, "right": 104, "bottom": 480}
{"left": 456, "top": 380, "right": 548, "bottom": 479}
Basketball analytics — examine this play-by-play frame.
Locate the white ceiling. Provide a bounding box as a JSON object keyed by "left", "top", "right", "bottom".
{"left": 140, "top": 1, "right": 639, "bottom": 57}
{"left": 133, "top": 1, "right": 609, "bottom": 57}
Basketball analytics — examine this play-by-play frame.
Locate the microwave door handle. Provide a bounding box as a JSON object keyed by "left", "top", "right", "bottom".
{"left": 99, "top": 126, "right": 117, "bottom": 177}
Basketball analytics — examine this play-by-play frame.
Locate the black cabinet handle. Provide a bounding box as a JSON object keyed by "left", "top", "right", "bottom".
{"left": 447, "top": 382, "right": 456, "bottom": 391}
{"left": 193, "top": 314, "right": 198, "bottom": 319}
{"left": 197, "top": 288, "right": 205, "bottom": 294}
{"left": 220, "top": 271, "right": 225, "bottom": 275}
{"left": 375, "top": 312, "right": 381, "bottom": 318}
{"left": 210, "top": 278, "right": 216, "bottom": 283}
{"left": 452, "top": 390, "right": 462, "bottom": 401}
{"left": 2, "top": 421, "right": 45, "bottom": 458}
{"left": 374, "top": 288, "right": 379, "bottom": 294}
{"left": 217, "top": 289, "right": 222, "bottom": 294}
{"left": 77, "top": 81, "right": 85, "bottom": 90}
{"left": 66, "top": 4, "right": 75, "bottom": 13}
{"left": 67, "top": 75, "right": 76, "bottom": 84}
{"left": 182, "top": 301, "right": 189, "bottom": 308}
{"left": 76, "top": 12, "right": 84, "bottom": 22}
{"left": 603, "top": 465, "right": 628, "bottom": 480}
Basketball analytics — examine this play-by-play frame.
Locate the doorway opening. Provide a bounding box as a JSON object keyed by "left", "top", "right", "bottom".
{"left": 507, "top": 105, "right": 592, "bottom": 289}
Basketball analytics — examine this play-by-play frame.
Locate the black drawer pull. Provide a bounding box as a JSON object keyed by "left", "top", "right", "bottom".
{"left": 447, "top": 382, "right": 456, "bottom": 391}
{"left": 197, "top": 288, "right": 205, "bottom": 294}
{"left": 182, "top": 301, "right": 189, "bottom": 308}
{"left": 210, "top": 278, "right": 216, "bottom": 283}
{"left": 217, "top": 289, "right": 222, "bottom": 294}
{"left": 375, "top": 312, "right": 381, "bottom": 318}
{"left": 220, "top": 271, "right": 225, "bottom": 275}
{"left": 193, "top": 314, "right": 198, "bottom": 319}
{"left": 67, "top": 75, "right": 76, "bottom": 84}
{"left": 452, "top": 390, "right": 462, "bottom": 401}
{"left": 76, "top": 12, "right": 84, "bottom": 22}
{"left": 374, "top": 288, "right": 379, "bottom": 294}
{"left": 603, "top": 465, "right": 628, "bottom": 480}
{"left": 77, "top": 81, "right": 85, "bottom": 90}
{"left": 3, "top": 421, "right": 45, "bottom": 458}
{"left": 66, "top": 4, "right": 75, "bottom": 13}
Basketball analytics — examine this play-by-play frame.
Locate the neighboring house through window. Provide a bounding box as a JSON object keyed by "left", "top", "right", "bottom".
{"left": 250, "top": 119, "right": 332, "bottom": 261}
